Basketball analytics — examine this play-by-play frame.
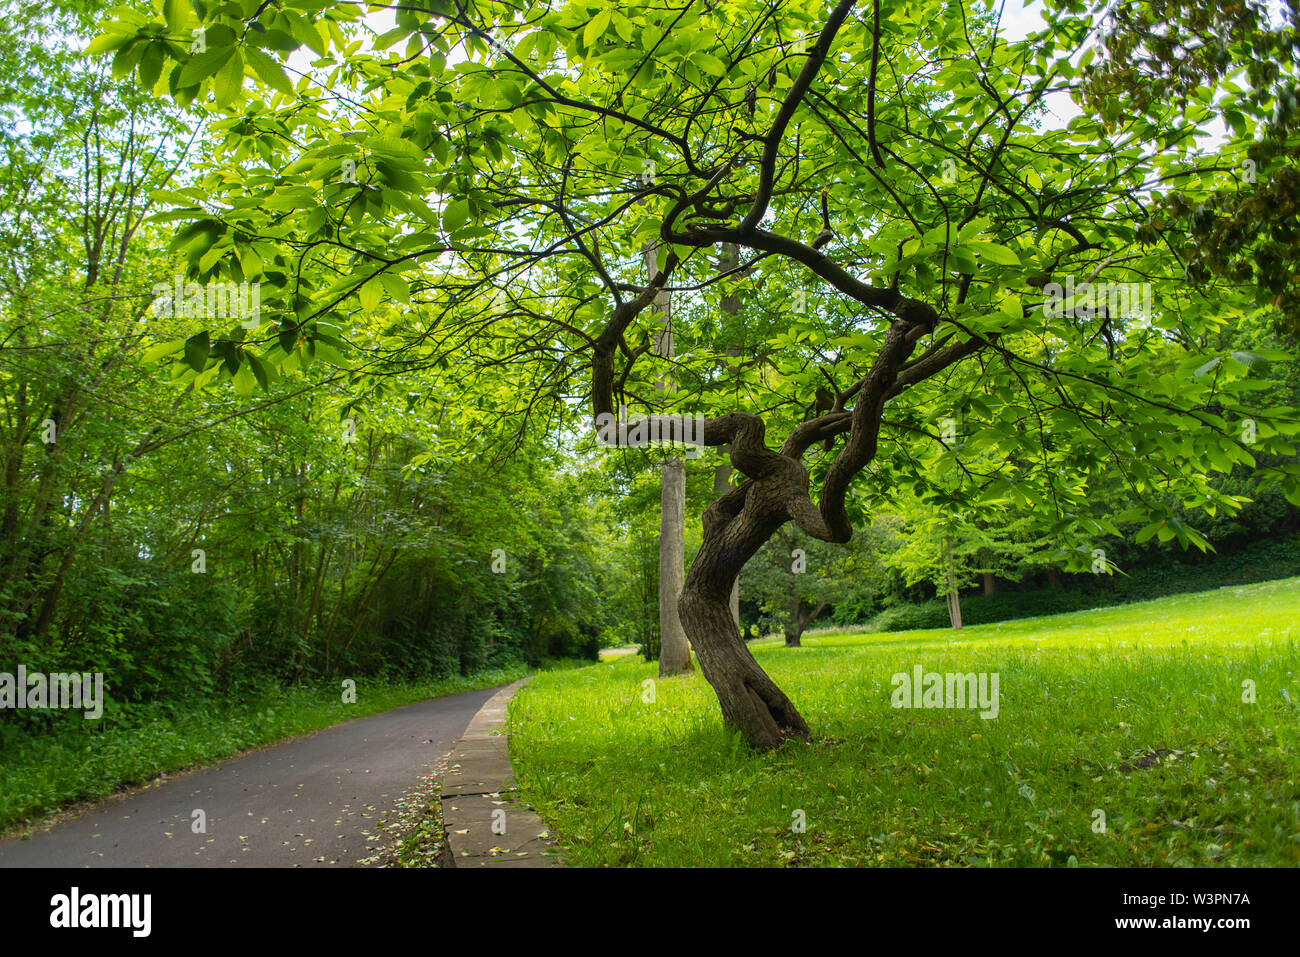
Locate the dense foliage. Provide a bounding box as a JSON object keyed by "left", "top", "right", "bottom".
{"left": 0, "top": 3, "right": 615, "bottom": 741}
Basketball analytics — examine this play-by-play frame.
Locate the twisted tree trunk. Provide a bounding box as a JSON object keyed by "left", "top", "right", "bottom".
{"left": 679, "top": 474, "right": 809, "bottom": 749}
{"left": 672, "top": 319, "right": 966, "bottom": 747}
{"left": 714, "top": 463, "right": 741, "bottom": 633}
{"left": 593, "top": 210, "right": 983, "bottom": 746}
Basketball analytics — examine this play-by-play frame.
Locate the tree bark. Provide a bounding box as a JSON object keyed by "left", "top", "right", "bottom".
{"left": 658, "top": 455, "right": 692, "bottom": 675}
{"left": 783, "top": 596, "right": 803, "bottom": 647}
{"left": 945, "top": 534, "right": 963, "bottom": 630}
{"left": 716, "top": 241, "right": 743, "bottom": 636}
{"left": 713, "top": 462, "right": 742, "bottom": 635}
{"left": 783, "top": 598, "right": 826, "bottom": 647}
{"left": 680, "top": 585, "right": 806, "bottom": 749}
{"left": 677, "top": 423, "right": 819, "bottom": 748}
{"left": 646, "top": 241, "right": 692, "bottom": 677}
{"left": 780, "top": 598, "right": 821, "bottom": 650}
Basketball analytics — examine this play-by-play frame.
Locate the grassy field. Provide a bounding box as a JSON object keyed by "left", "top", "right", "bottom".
{"left": 507, "top": 579, "right": 1300, "bottom": 867}
{"left": 0, "top": 666, "right": 528, "bottom": 834}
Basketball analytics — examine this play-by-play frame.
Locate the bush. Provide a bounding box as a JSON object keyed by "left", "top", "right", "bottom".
{"left": 868, "top": 601, "right": 951, "bottom": 632}
{"left": 531, "top": 615, "right": 600, "bottom": 662}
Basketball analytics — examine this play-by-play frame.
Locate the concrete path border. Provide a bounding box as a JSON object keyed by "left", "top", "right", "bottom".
{"left": 439, "top": 677, "right": 565, "bottom": 868}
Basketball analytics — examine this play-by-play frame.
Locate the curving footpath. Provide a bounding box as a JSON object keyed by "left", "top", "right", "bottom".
{"left": 439, "top": 678, "right": 565, "bottom": 867}
{"left": 0, "top": 685, "right": 504, "bottom": 867}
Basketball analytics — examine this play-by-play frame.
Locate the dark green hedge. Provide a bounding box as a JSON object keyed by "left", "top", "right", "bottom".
{"left": 867, "top": 532, "right": 1300, "bottom": 633}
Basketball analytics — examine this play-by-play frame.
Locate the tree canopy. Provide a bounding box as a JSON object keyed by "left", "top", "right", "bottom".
{"left": 87, "top": 0, "right": 1300, "bottom": 746}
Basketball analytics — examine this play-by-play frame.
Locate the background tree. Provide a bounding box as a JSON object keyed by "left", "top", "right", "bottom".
{"left": 741, "top": 521, "right": 886, "bottom": 645}
{"left": 0, "top": 1, "right": 622, "bottom": 736}
{"left": 644, "top": 237, "right": 692, "bottom": 676}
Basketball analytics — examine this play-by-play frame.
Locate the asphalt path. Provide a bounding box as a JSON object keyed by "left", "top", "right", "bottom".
{"left": 0, "top": 684, "right": 502, "bottom": 867}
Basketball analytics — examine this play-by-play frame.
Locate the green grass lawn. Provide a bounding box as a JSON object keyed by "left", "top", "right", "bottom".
{"left": 0, "top": 666, "right": 528, "bottom": 835}
{"left": 507, "top": 579, "right": 1300, "bottom": 867}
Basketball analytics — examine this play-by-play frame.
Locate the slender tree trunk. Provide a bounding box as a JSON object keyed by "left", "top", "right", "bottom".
{"left": 983, "top": 570, "right": 996, "bottom": 595}
{"left": 336, "top": 547, "right": 400, "bottom": 668}
{"left": 716, "top": 242, "right": 743, "bottom": 636}
{"left": 646, "top": 241, "right": 692, "bottom": 676}
{"left": 0, "top": 381, "right": 26, "bottom": 562}
{"left": 784, "top": 597, "right": 803, "bottom": 647}
{"left": 785, "top": 599, "right": 827, "bottom": 647}
{"left": 300, "top": 542, "right": 331, "bottom": 651}
{"left": 945, "top": 534, "right": 963, "bottom": 630}
{"left": 29, "top": 461, "right": 125, "bottom": 640}
{"left": 658, "top": 456, "right": 691, "bottom": 675}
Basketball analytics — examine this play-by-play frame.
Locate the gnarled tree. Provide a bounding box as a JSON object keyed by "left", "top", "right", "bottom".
{"left": 98, "top": 0, "right": 1300, "bottom": 747}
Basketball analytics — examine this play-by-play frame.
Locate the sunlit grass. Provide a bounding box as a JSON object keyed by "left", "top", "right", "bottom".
{"left": 508, "top": 579, "right": 1300, "bottom": 867}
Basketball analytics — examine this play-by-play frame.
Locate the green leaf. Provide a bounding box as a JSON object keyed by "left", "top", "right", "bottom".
{"left": 1230, "top": 350, "right": 1268, "bottom": 371}
{"left": 183, "top": 332, "right": 211, "bottom": 372}
{"left": 442, "top": 197, "right": 470, "bottom": 234}
{"left": 313, "top": 340, "right": 349, "bottom": 366}
{"left": 584, "top": 9, "right": 612, "bottom": 49}
{"left": 358, "top": 276, "right": 383, "bottom": 313}
{"left": 1135, "top": 521, "right": 1163, "bottom": 544}
{"left": 111, "top": 39, "right": 144, "bottom": 78}
{"left": 286, "top": 14, "right": 327, "bottom": 57}
{"left": 246, "top": 353, "right": 274, "bottom": 390}
{"left": 694, "top": 52, "right": 726, "bottom": 75}
{"left": 1194, "top": 356, "right": 1223, "bottom": 378}
{"left": 163, "top": 0, "right": 189, "bottom": 32}
{"left": 243, "top": 45, "right": 293, "bottom": 94}
{"left": 138, "top": 41, "right": 165, "bottom": 90}
{"left": 178, "top": 45, "right": 234, "bottom": 87}
{"left": 611, "top": 11, "right": 636, "bottom": 42}
{"left": 379, "top": 272, "right": 410, "bottom": 302}
{"left": 213, "top": 49, "right": 244, "bottom": 105}
{"left": 233, "top": 358, "right": 257, "bottom": 396}
{"left": 374, "top": 25, "right": 415, "bottom": 51}
{"left": 949, "top": 247, "right": 978, "bottom": 273}
{"left": 964, "top": 241, "right": 1021, "bottom": 267}
{"left": 142, "top": 339, "right": 186, "bottom": 364}
{"left": 85, "top": 32, "right": 131, "bottom": 57}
